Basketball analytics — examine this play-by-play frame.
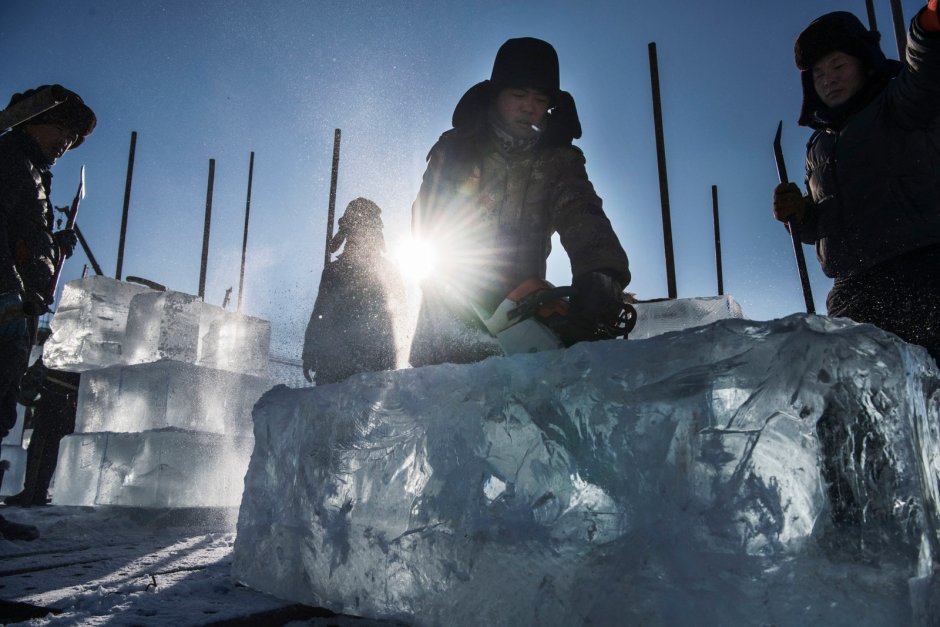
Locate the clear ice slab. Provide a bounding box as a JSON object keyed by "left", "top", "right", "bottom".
{"left": 75, "top": 361, "right": 271, "bottom": 436}
{"left": 629, "top": 294, "right": 745, "bottom": 340}
{"left": 53, "top": 429, "right": 253, "bottom": 508}
{"left": 232, "top": 314, "right": 940, "bottom": 626}
{"left": 123, "top": 290, "right": 202, "bottom": 365}
{"left": 43, "top": 277, "right": 152, "bottom": 372}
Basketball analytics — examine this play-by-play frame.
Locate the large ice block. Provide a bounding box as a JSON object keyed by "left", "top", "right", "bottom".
{"left": 43, "top": 277, "right": 152, "bottom": 372}
{"left": 630, "top": 294, "right": 745, "bottom": 340}
{"left": 75, "top": 361, "right": 271, "bottom": 435}
{"left": 197, "top": 307, "right": 271, "bottom": 377}
{"left": 123, "top": 290, "right": 202, "bottom": 365}
{"left": 53, "top": 430, "right": 253, "bottom": 508}
{"left": 232, "top": 315, "right": 940, "bottom": 626}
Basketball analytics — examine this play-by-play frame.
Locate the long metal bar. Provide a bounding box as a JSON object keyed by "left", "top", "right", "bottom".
{"left": 711, "top": 185, "right": 724, "bottom": 296}
{"left": 890, "top": 0, "right": 907, "bottom": 59}
{"left": 773, "top": 121, "right": 815, "bottom": 314}
{"left": 237, "top": 151, "right": 255, "bottom": 312}
{"left": 115, "top": 131, "right": 137, "bottom": 280}
{"left": 648, "top": 42, "right": 677, "bottom": 299}
{"left": 74, "top": 224, "right": 103, "bottom": 276}
{"left": 865, "top": 0, "right": 878, "bottom": 32}
{"left": 198, "top": 159, "right": 215, "bottom": 299}
{"left": 324, "top": 129, "right": 341, "bottom": 267}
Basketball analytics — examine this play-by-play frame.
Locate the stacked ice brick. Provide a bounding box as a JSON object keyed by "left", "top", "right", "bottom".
{"left": 44, "top": 276, "right": 273, "bottom": 508}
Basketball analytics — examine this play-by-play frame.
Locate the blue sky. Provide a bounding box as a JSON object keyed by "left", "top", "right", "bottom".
{"left": 0, "top": 0, "right": 926, "bottom": 355}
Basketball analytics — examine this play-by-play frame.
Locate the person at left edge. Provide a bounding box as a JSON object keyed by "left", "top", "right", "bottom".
{"left": 0, "top": 85, "right": 94, "bottom": 540}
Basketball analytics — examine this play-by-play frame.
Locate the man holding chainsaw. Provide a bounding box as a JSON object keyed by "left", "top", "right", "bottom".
{"left": 0, "top": 86, "right": 93, "bottom": 538}
{"left": 409, "top": 37, "right": 631, "bottom": 367}
{"left": 772, "top": 7, "right": 940, "bottom": 362}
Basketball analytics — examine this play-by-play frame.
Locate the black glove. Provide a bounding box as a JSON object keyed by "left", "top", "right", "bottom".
{"left": 772, "top": 182, "right": 807, "bottom": 225}
{"left": 21, "top": 290, "right": 51, "bottom": 317}
{"left": 54, "top": 228, "right": 78, "bottom": 258}
{"left": 303, "top": 363, "right": 314, "bottom": 384}
{"left": 571, "top": 270, "right": 624, "bottom": 326}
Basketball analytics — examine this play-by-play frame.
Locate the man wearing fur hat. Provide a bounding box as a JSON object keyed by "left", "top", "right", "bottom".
{"left": 772, "top": 6, "right": 940, "bottom": 362}
{"left": 409, "top": 37, "right": 630, "bottom": 367}
{"left": 0, "top": 85, "right": 94, "bottom": 539}
{"left": 302, "top": 197, "right": 405, "bottom": 385}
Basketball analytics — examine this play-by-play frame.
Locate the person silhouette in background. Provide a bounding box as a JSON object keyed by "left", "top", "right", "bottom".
{"left": 4, "top": 357, "right": 79, "bottom": 507}
{"left": 772, "top": 7, "right": 940, "bottom": 362}
{"left": 0, "top": 85, "right": 94, "bottom": 540}
{"left": 302, "top": 198, "right": 405, "bottom": 385}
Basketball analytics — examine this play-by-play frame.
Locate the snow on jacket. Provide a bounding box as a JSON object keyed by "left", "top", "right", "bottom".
{"left": 799, "top": 20, "right": 940, "bottom": 278}
{"left": 409, "top": 81, "right": 629, "bottom": 367}
{"left": 302, "top": 253, "right": 404, "bottom": 385}
{"left": 0, "top": 129, "right": 60, "bottom": 298}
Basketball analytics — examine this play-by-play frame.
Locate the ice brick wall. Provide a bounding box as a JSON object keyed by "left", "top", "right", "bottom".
{"left": 232, "top": 315, "right": 940, "bottom": 626}
{"left": 46, "top": 277, "right": 276, "bottom": 508}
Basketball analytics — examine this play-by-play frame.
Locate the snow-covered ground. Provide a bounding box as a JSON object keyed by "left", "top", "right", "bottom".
{"left": 0, "top": 504, "right": 400, "bottom": 625}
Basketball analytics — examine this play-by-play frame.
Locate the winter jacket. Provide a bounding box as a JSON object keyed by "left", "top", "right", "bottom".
{"left": 799, "top": 20, "right": 940, "bottom": 278}
{"left": 0, "top": 129, "right": 60, "bottom": 299}
{"left": 302, "top": 253, "right": 404, "bottom": 385}
{"left": 409, "top": 81, "right": 629, "bottom": 367}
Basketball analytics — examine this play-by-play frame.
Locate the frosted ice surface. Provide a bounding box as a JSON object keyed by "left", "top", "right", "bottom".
{"left": 43, "top": 277, "right": 152, "bottom": 372}
{"left": 123, "top": 290, "right": 202, "bottom": 365}
{"left": 75, "top": 361, "right": 271, "bottom": 435}
{"left": 53, "top": 430, "right": 252, "bottom": 508}
{"left": 197, "top": 305, "right": 271, "bottom": 377}
{"left": 232, "top": 314, "right": 940, "bottom": 626}
{"left": 630, "top": 294, "right": 745, "bottom": 340}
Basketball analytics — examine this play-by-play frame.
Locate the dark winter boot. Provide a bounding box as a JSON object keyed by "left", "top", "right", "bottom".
{"left": 0, "top": 514, "right": 39, "bottom": 541}
{"left": 3, "top": 490, "right": 34, "bottom": 507}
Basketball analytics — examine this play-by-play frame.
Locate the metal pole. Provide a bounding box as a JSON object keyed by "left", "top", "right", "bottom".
{"left": 890, "top": 0, "right": 906, "bottom": 59}
{"left": 74, "top": 224, "right": 103, "bottom": 276}
{"left": 648, "top": 42, "right": 677, "bottom": 299}
{"left": 115, "top": 131, "right": 137, "bottom": 280}
{"left": 711, "top": 185, "right": 724, "bottom": 296}
{"left": 198, "top": 159, "right": 215, "bottom": 299}
{"left": 237, "top": 151, "right": 254, "bottom": 313}
{"left": 324, "top": 129, "right": 341, "bottom": 268}
{"left": 864, "top": 0, "right": 878, "bottom": 32}
{"left": 773, "top": 122, "right": 816, "bottom": 314}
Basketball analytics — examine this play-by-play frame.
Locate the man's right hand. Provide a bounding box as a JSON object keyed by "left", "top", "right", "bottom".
{"left": 21, "top": 291, "right": 51, "bottom": 316}
{"left": 773, "top": 182, "right": 807, "bottom": 224}
{"left": 303, "top": 365, "right": 314, "bottom": 384}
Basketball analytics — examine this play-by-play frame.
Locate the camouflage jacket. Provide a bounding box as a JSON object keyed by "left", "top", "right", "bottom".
{"left": 410, "top": 85, "right": 629, "bottom": 366}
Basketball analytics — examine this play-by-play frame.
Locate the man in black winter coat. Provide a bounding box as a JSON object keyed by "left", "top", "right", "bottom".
{"left": 773, "top": 7, "right": 940, "bottom": 362}
{"left": 0, "top": 85, "right": 95, "bottom": 539}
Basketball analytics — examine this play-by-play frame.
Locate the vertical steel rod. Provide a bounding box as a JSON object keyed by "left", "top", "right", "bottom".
{"left": 864, "top": 0, "right": 878, "bottom": 31}
{"left": 115, "top": 131, "right": 137, "bottom": 280}
{"left": 237, "top": 151, "right": 254, "bottom": 313}
{"left": 324, "top": 129, "right": 342, "bottom": 267}
{"left": 773, "top": 121, "right": 816, "bottom": 314}
{"left": 890, "top": 0, "right": 906, "bottom": 59}
{"left": 711, "top": 185, "right": 724, "bottom": 296}
{"left": 648, "top": 42, "right": 677, "bottom": 299}
{"left": 199, "top": 159, "right": 215, "bottom": 299}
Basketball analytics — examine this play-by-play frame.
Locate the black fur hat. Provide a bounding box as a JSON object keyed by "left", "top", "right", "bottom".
{"left": 795, "top": 11, "right": 885, "bottom": 71}
{"left": 8, "top": 85, "right": 96, "bottom": 148}
{"left": 490, "top": 37, "right": 560, "bottom": 97}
